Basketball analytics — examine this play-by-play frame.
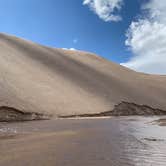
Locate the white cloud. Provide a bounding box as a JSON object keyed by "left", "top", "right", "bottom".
{"left": 83, "top": 0, "right": 123, "bottom": 22}
{"left": 69, "top": 48, "right": 76, "bottom": 51}
{"left": 62, "top": 48, "right": 76, "bottom": 51}
{"left": 143, "top": 0, "right": 166, "bottom": 23}
{"left": 122, "top": 0, "right": 166, "bottom": 74}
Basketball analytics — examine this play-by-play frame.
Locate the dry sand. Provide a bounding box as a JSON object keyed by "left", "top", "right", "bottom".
{"left": 0, "top": 33, "right": 166, "bottom": 117}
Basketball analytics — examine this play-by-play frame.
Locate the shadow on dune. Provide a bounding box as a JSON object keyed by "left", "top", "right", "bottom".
{"left": 0, "top": 34, "right": 154, "bottom": 105}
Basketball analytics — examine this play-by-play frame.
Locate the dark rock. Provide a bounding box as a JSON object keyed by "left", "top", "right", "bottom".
{"left": 0, "top": 106, "right": 51, "bottom": 122}
{"left": 58, "top": 101, "right": 166, "bottom": 118}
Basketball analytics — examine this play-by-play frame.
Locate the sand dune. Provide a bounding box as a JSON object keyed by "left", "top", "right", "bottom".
{"left": 0, "top": 33, "right": 166, "bottom": 117}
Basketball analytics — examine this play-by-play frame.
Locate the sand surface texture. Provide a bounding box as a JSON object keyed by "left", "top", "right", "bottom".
{"left": 0, "top": 33, "right": 166, "bottom": 117}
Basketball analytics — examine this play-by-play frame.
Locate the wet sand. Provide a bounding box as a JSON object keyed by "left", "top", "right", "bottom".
{"left": 0, "top": 117, "right": 166, "bottom": 166}
{"left": 152, "top": 118, "right": 166, "bottom": 126}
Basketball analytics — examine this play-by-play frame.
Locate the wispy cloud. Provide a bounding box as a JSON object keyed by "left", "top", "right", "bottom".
{"left": 83, "top": 0, "right": 123, "bottom": 22}
{"left": 122, "top": 0, "right": 166, "bottom": 74}
{"left": 62, "top": 48, "right": 76, "bottom": 51}
{"left": 69, "top": 48, "right": 76, "bottom": 51}
{"left": 73, "top": 38, "right": 78, "bottom": 44}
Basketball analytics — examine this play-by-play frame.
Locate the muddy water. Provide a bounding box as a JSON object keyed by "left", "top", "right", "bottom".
{"left": 0, "top": 116, "right": 166, "bottom": 166}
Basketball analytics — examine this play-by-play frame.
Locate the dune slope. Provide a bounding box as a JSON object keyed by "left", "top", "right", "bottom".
{"left": 0, "top": 33, "right": 166, "bottom": 118}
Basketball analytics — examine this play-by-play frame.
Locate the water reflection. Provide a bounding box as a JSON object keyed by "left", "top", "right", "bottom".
{"left": 0, "top": 116, "right": 166, "bottom": 166}
{"left": 119, "top": 116, "right": 166, "bottom": 165}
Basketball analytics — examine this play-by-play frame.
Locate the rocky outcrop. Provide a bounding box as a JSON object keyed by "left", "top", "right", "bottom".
{"left": 0, "top": 106, "right": 51, "bottom": 122}
{"left": 58, "top": 102, "right": 166, "bottom": 118}
{"left": 111, "top": 102, "right": 166, "bottom": 116}
{"left": 0, "top": 102, "right": 166, "bottom": 121}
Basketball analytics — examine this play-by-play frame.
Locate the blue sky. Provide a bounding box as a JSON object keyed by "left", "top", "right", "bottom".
{"left": 0, "top": 0, "right": 166, "bottom": 74}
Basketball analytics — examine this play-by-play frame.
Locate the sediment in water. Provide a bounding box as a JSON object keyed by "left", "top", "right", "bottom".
{"left": 152, "top": 118, "right": 166, "bottom": 126}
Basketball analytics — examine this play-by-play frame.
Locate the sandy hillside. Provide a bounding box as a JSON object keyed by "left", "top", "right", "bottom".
{"left": 0, "top": 33, "right": 166, "bottom": 117}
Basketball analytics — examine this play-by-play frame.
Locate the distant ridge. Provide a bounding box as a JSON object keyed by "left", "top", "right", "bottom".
{"left": 0, "top": 33, "right": 166, "bottom": 117}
